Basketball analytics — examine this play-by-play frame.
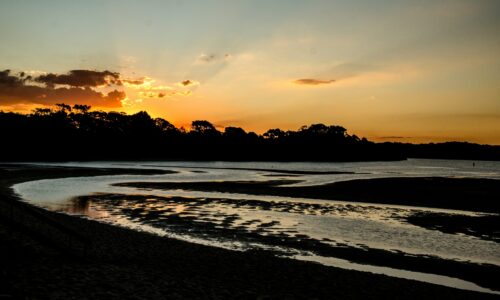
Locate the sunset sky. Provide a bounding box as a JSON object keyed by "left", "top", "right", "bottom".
{"left": 1, "top": 0, "right": 499, "bottom": 144}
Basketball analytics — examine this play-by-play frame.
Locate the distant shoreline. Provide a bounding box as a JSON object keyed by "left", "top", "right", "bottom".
{"left": 2, "top": 109, "right": 500, "bottom": 161}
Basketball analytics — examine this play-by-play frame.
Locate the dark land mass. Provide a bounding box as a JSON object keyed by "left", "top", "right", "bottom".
{"left": 143, "top": 164, "right": 357, "bottom": 175}
{"left": 1, "top": 165, "right": 498, "bottom": 299}
{"left": 117, "top": 177, "right": 500, "bottom": 213}
{"left": 405, "top": 212, "right": 500, "bottom": 243}
{"left": 1, "top": 107, "right": 500, "bottom": 161}
{"left": 76, "top": 192, "right": 500, "bottom": 291}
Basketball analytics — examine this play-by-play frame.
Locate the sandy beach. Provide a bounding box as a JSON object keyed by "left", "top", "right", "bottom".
{"left": 1, "top": 164, "right": 498, "bottom": 299}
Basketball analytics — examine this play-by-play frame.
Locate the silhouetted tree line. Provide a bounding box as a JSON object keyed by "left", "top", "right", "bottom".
{"left": 0, "top": 104, "right": 499, "bottom": 161}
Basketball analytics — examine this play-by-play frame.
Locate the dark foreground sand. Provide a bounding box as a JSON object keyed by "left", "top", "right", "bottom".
{"left": 0, "top": 164, "right": 498, "bottom": 299}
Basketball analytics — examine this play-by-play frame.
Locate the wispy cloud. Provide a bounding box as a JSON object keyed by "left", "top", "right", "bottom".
{"left": 178, "top": 79, "right": 199, "bottom": 87}
{"left": 122, "top": 78, "right": 145, "bottom": 85}
{"left": 196, "top": 53, "right": 232, "bottom": 64}
{"left": 294, "top": 78, "right": 335, "bottom": 86}
{"left": 379, "top": 136, "right": 407, "bottom": 139}
{"left": 128, "top": 77, "right": 198, "bottom": 99}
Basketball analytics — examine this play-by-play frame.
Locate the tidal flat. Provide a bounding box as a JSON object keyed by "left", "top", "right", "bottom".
{"left": 2, "top": 161, "right": 500, "bottom": 298}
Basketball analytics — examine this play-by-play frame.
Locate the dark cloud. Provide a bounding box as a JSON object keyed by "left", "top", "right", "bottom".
{"left": 0, "top": 69, "right": 125, "bottom": 107}
{"left": 122, "top": 78, "right": 144, "bottom": 85}
{"left": 0, "top": 70, "right": 28, "bottom": 87}
{"left": 294, "top": 78, "right": 335, "bottom": 85}
{"left": 181, "top": 80, "right": 194, "bottom": 86}
{"left": 35, "top": 70, "right": 121, "bottom": 87}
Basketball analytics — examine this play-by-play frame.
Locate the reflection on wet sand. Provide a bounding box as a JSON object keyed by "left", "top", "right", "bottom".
{"left": 65, "top": 193, "right": 500, "bottom": 292}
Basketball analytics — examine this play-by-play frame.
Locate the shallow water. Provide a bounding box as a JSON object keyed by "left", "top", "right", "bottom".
{"left": 11, "top": 159, "right": 500, "bottom": 294}
{"left": 21, "top": 158, "right": 500, "bottom": 186}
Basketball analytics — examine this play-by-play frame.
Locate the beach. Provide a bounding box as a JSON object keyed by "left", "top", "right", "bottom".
{"left": 1, "top": 164, "right": 499, "bottom": 299}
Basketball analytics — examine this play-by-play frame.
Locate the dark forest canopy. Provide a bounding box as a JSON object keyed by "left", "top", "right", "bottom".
{"left": 0, "top": 104, "right": 499, "bottom": 161}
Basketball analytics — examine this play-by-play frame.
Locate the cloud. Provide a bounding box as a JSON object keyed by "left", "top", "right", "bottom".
{"left": 196, "top": 53, "right": 231, "bottom": 63}
{"left": 190, "top": 52, "right": 238, "bottom": 83}
{"left": 35, "top": 70, "right": 121, "bottom": 87}
{"left": 1, "top": 68, "right": 196, "bottom": 107}
{"left": 0, "top": 69, "right": 125, "bottom": 107}
{"left": 379, "top": 136, "right": 407, "bottom": 139}
{"left": 178, "top": 79, "right": 199, "bottom": 87}
{"left": 139, "top": 91, "right": 167, "bottom": 98}
{"left": 0, "top": 70, "right": 26, "bottom": 87}
{"left": 294, "top": 78, "right": 335, "bottom": 85}
{"left": 181, "top": 80, "right": 193, "bottom": 86}
{"left": 197, "top": 53, "right": 217, "bottom": 63}
{"left": 122, "top": 78, "right": 145, "bottom": 85}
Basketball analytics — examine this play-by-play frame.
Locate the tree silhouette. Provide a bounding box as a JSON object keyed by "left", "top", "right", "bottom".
{"left": 73, "top": 104, "right": 91, "bottom": 114}
{"left": 0, "top": 103, "right": 498, "bottom": 161}
{"left": 190, "top": 120, "right": 219, "bottom": 135}
{"left": 263, "top": 128, "right": 286, "bottom": 139}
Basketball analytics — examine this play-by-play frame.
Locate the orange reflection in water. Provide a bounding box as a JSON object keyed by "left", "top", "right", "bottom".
{"left": 66, "top": 197, "right": 110, "bottom": 219}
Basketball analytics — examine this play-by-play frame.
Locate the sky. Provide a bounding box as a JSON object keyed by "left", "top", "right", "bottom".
{"left": 1, "top": 0, "right": 499, "bottom": 144}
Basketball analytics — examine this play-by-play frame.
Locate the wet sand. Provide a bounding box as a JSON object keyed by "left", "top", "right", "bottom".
{"left": 404, "top": 212, "right": 500, "bottom": 243}
{"left": 76, "top": 192, "right": 500, "bottom": 290}
{"left": 116, "top": 178, "right": 500, "bottom": 247}
{"left": 118, "top": 177, "right": 500, "bottom": 213}
{"left": 142, "top": 164, "right": 357, "bottom": 175}
{"left": 0, "top": 164, "right": 498, "bottom": 299}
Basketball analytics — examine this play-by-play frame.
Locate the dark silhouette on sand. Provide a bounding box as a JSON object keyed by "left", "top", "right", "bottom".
{"left": 1, "top": 104, "right": 499, "bottom": 161}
